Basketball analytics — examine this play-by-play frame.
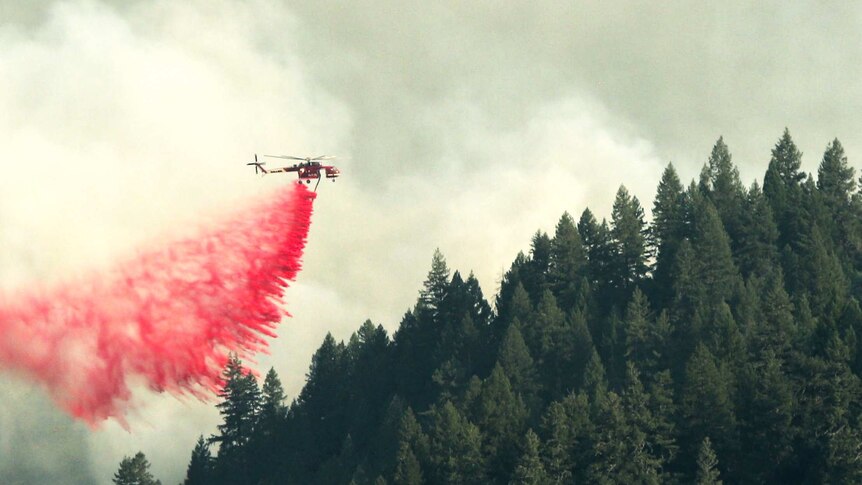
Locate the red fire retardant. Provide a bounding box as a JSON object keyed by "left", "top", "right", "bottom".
{"left": 0, "top": 184, "right": 316, "bottom": 425}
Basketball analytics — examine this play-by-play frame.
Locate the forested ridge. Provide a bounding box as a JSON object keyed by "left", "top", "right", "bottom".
{"left": 126, "top": 130, "right": 862, "bottom": 484}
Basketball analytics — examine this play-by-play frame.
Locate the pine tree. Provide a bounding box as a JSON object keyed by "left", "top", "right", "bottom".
{"left": 588, "top": 391, "right": 661, "bottom": 485}
{"left": 817, "top": 139, "right": 856, "bottom": 210}
{"left": 419, "top": 249, "right": 450, "bottom": 314}
{"left": 695, "top": 438, "right": 722, "bottom": 485}
{"left": 521, "top": 231, "right": 552, "bottom": 304}
{"left": 393, "top": 442, "right": 424, "bottom": 485}
{"left": 549, "top": 212, "right": 587, "bottom": 312}
{"left": 183, "top": 436, "right": 212, "bottom": 485}
{"left": 703, "top": 137, "right": 744, "bottom": 228}
{"left": 579, "top": 209, "right": 615, "bottom": 312}
{"left": 737, "top": 351, "right": 793, "bottom": 483}
{"left": 651, "top": 163, "right": 686, "bottom": 308}
{"left": 212, "top": 355, "right": 262, "bottom": 453}
{"left": 624, "top": 288, "right": 653, "bottom": 370}
{"left": 611, "top": 186, "right": 650, "bottom": 296}
{"left": 510, "top": 429, "right": 549, "bottom": 485}
{"left": 113, "top": 452, "right": 161, "bottom": 485}
{"left": 496, "top": 320, "right": 539, "bottom": 400}
{"left": 763, "top": 128, "right": 806, "bottom": 249}
{"left": 681, "top": 344, "right": 737, "bottom": 481}
{"left": 427, "top": 401, "right": 486, "bottom": 484}
{"left": 735, "top": 182, "right": 779, "bottom": 279}
{"left": 540, "top": 392, "right": 593, "bottom": 484}
{"left": 260, "top": 368, "right": 287, "bottom": 425}
{"left": 689, "top": 195, "right": 740, "bottom": 307}
{"left": 471, "top": 365, "right": 527, "bottom": 481}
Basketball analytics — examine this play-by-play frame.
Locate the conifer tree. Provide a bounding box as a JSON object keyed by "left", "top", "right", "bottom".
{"left": 212, "top": 355, "right": 262, "bottom": 454}
{"left": 689, "top": 195, "right": 740, "bottom": 307}
{"left": 624, "top": 288, "right": 653, "bottom": 369}
{"left": 113, "top": 452, "right": 161, "bottom": 485}
{"left": 521, "top": 231, "right": 552, "bottom": 304}
{"left": 735, "top": 182, "right": 779, "bottom": 279}
{"left": 393, "top": 442, "right": 424, "bottom": 485}
{"left": 419, "top": 249, "right": 450, "bottom": 314}
{"left": 611, "top": 186, "right": 650, "bottom": 296}
{"left": 496, "top": 320, "right": 539, "bottom": 400}
{"left": 183, "top": 436, "right": 213, "bottom": 485}
{"left": 817, "top": 139, "right": 856, "bottom": 211}
{"left": 579, "top": 209, "right": 615, "bottom": 311}
{"left": 696, "top": 438, "right": 722, "bottom": 485}
{"left": 681, "top": 345, "right": 737, "bottom": 481}
{"left": 540, "top": 392, "right": 593, "bottom": 484}
{"left": 260, "top": 368, "right": 287, "bottom": 427}
{"left": 549, "top": 212, "right": 587, "bottom": 312}
{"left": 471, "top": 365, "right": 527, "bottom": 481}
{"left": 651, "top": 163, "right": 686, "bottom": 307}
{"left": 427, "top": 401, "right": 486, "bottom": 484}
{"left": 737, "top": 351, "right": 793, "bottom": 483}
{"left": 588, "top": 391, "right": 661, "bottom": 484}
{"left": 703, "top": 137, "right": 744, "bottom": 227}
{"left": 764, "top": 128, "right": 806, "bottom": 249}
{"left": 511, "top": 429, "right": 549, "bottom": 485}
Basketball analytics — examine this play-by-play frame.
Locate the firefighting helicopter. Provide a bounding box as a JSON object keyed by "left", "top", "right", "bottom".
{"left": 246, "top": 154, "right": 341, "bottom": 191}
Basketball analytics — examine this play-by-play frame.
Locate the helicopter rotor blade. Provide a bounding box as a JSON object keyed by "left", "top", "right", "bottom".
{"left": 264, "top": 155, "right": 307, "bottom": 161}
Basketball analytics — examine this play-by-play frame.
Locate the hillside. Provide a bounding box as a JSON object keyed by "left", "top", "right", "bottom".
{"left": 166, "top": 130, "right": 862, "bottom": 485}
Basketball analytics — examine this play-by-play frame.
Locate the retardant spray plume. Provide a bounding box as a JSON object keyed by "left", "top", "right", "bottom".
{"left": 0, "top": 184, "right": 315, "bottom": 425}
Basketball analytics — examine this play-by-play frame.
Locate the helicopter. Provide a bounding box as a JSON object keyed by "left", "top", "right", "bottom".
{"left": 247, "top": 154, "right": 341, "bottom": 191}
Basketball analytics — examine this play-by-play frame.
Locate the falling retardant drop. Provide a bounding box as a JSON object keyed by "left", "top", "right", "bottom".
{"left": 0, "top": 184, "right": 316, "bottom": 425}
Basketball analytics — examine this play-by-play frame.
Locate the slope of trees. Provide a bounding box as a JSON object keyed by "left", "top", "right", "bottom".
{"left": 122, "top": 131, "right": 862, "bottom": 484}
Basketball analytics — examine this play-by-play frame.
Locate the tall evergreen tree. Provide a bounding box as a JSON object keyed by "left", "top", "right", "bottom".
{"left": 427, "top": 401, "right": 486, "bottom": 484}
{"left": 183, "top": 437, "right": 213, "bottom": 485}
{"left": 549, "top": 212, "right": 587, "bottom": 312}
{"left": 471, "top": 365, "right": 528, "bottom": 482}
{"left": 510, "top": 429, "right": 549, "bottom": 485}
{"left": 703, "top": 137, "right": 744, "bottom": 227}
{"left": 540, "top": 392, "right": 592, "bottom": 484}
{"left": 212, "top": 355, "right": 261, "bottom": 454}
{"left": 113, "top": 452, "right": 161, "bottom": 485}
{"left": 496, "top": 320, "right": 539, "bottom": 400}
{"left": 763, "top": 128, "right": 806, "bottom": 250}
{"left": 610, "top": 186, "right": 650, "bottom": 297}
{"left": 681, "top": 344, "right": 737, "bottom": 481}
{"left": 735, "top": 182, "right": 779, "bottom": 279}
{"left": 588, "top": 391, "right": 661, "bottom": 484}
{"left": 651, "top": 163, "right": 686, "bottom": 308}
{"left": 579, "top": 209, "right": 615, "bottom": 312}
{"left": 695, "top": 438, "right": 722, "bottom": 485}
{"left": 689, "top": 195, "right": 740, "bottom": 307}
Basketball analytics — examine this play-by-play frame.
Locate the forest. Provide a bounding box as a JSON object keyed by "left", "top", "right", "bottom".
{"left": 115, "top": 130, "right": 862, "bottom": 484}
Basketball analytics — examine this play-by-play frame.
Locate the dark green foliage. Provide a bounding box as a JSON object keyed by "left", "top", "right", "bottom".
{"left": 210, "top": 354, "right": 262, "bottom": 484}
{"left": 510, "top": 429, "right": 548, "bottom": 485}
{"left": 681, "top": 344, "right": 737, "bottom": 481}
{"left": 764, "top": 128, "right": 806, "bottom": 250}
{"left": 183, "top": 437, "right": 212, "bottom": 485}
{"left": 651, "top": 163, "right": 686, "bottom": 307}
{"left": 496, "top": 320, "right": 539, "bottom": 400}
{"left": 611, "top": 186, "right": 650, "bottom": 298}
{"left": 588, "top": 391, "right": 662, "bottom": 484}
{"left": 470, "top": 365, "right": 527, "bottom": 481}
{"left": 427, "top": 401, "right": 486, "bottom": 484}
{"left": 174, "top": 133, "right": 862, "bottom": 485}
{"left": 696, "top": 438, "right": 722, "bottom": 485}
{"left": 735, "top": 182, "right": 780, "bottom": 279}
{"left": 538, "top": 392, "right": 592, "bottom": 483}
{"left": 113, "top": 452, "right": 161, "bottom": 485}
{"left": 548, "top": 212, "right": 587, "bottom": 312}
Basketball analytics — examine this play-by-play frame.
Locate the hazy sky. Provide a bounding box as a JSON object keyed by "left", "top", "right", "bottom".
{"left": 1, "top": 1, "right": 860, "bottom": 482}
